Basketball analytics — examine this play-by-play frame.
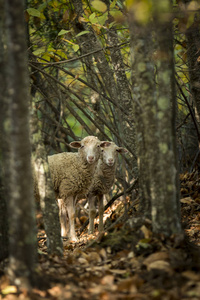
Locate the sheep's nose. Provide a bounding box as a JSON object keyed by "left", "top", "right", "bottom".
{"left": 88, "top": 156, "right": 95, "bottom": 162}
{"left": 108, "top": 158, "right": 114, "bottom": 166}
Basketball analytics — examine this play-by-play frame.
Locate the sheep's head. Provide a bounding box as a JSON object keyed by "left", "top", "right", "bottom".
{"left": 100, "top": 141, "right": 128, "bottom": 167}
{"left": 70, "top": 136, "right": 106, "bottom": 164}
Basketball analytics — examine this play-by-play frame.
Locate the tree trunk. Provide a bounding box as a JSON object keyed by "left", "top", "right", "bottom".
{"left": 106, "top": 24, "right": 137, "bottom": 175}
{"left": 0, "top": 0, "right": 9, "bottom": 262}
{"left": 31, "top": 106, "right": 63, "bottom": 256}
{"left": 151, "top": 0, "right": 181, "bottom": 235}
{"left": 5, "top": 0, "right": 37, "bottom": 285}
{"left": 182, "top": 0, "right": 200, "bottom": 164}
{"left": 185, "top": 7, "right": 200, "bottom": 126}
{"left": 0, "top": 167, "right": 8, "bottom": 261}
{"left": 71, "top": 0, "right": 136, "bottom": 174}
{"left": 71, "top": 0, "right": 119, "bottom": 141}
{"left": 129, "top": 0, "right": 182, "bottom": 236}
{"left": 129, "top": 18, "right": 155, "bottom": 218}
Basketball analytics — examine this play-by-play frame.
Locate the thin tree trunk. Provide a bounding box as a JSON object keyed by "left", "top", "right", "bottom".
{"left": 185, "top": 7, "right": 200, "bottom": 126}
{"left": 5, "top": 0, "right": 37, "bottom": 285}
{"left": 31, "top": 106, "right": 63, "bottom": 256}
{"left": 71, "top": 0, "right": 119, "bottom": 143}
{"left": 129, "top": 19, "right": 155, "bottom": 218}
{"left": 106, "top": 25, "right": 137, "bottom": 175}
{"left": 182, "top": 0, "right": 200, "bottom": 164}
{"left": 71, "top": 0, "right": 136, "bottom": 168}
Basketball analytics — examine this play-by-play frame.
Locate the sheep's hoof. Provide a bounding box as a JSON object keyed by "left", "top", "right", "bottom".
{"left": 61, "top": 235, "right": 68, "bottom": 239}
{"left": 69, "top": 236, "right": 78, "bottom": 243}
{"left": 61, "top": 229, "right": 68, "bottom": 237}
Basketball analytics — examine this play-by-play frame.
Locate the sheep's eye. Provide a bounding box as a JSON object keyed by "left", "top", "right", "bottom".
{"left": 80, "top": 145, "right": 84, "bottom": 149}
{"left": 97, "top": 145, "right": 100, "bottom": 147}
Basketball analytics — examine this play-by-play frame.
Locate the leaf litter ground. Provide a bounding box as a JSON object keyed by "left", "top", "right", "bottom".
{"left": 1, "top": 172, "right": 200, "bottom": 299}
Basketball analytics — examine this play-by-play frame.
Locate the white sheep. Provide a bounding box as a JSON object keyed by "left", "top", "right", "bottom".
{"left": 87, "top": 141, "right": 128, "bottom": 234}
{"left": 47, "top": 136, "right": 107, "bottom": 242}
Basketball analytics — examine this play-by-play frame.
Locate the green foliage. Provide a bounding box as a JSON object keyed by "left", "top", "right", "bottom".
{"left": 27, "top": 8, "right": 41, "bottom": 18}
{"left": 27, "top": 0, "right": 198, "bottom": 172}
{"left": 91, "top": 0, "right": 107, "bottom": 12}
{"left": 27, "top": 0, "right": 131, "bottom": 142}
{"left": 58, "top": 29, "right": 70, "bottom": 36}
{"left": 126, "top": 0, "right": 153, "bottom": 24}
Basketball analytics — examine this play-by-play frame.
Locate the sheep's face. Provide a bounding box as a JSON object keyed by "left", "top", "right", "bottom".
{"left": 70, "top": 136, "right": 102, "bottom": 164}
{"left": 100, "top": 142, "right": 128, "bottom": 167}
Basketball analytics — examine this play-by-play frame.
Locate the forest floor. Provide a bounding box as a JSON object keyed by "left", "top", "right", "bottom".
{"left": 1, "top": 172, "right": 200, "bottom": 300}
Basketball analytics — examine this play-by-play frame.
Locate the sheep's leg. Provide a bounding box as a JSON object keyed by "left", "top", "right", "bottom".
{"left": 57, "top": 199, "right": 68, "bottom": 237}
{"left": 66, "top": 196, "right": 77, "bottom": 242}
{"left": 98, "top": 194, "right": 104, "bottom": 232}
{"left": 88, "top": 194, "right": 96, "bottom": 234}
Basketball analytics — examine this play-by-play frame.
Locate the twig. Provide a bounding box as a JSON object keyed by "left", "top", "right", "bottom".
{"left": 30, "top": 42, "right": 129, "bottom": 66}
{"left": 176, "top": 113, "right": 190, "bottom": 131}
{"left": 176, "top": 78, "right": 200, "bottom": 142}
{"left": 29, "top": 62, "right": 129, "bottom": 116}
{"left": 190, "top": 149, "right": 200, "bottom": 172}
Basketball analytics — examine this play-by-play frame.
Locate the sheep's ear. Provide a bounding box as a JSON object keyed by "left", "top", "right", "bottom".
{"left": 116, "top": 147, "right": 128, "bottom": 154}
{"left": 100, "top": 141, "right": 112, "bottom": 148}
{"left": 70, "top": 141, "right": 82, "bottom": 149}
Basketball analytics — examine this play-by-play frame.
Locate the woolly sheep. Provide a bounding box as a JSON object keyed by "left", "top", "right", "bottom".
{"left": 87, "top": 141, "right": 128, "bottom": 234}
{"left": 47, "top": 136, "right": 107, "bottom": 241}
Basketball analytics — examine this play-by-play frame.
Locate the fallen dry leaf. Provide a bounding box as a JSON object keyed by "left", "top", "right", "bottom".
{"left": 147, "top": 260, "right": 173, "bottom": 274}
{"left": 180, "top": 197, "right": 193, "bottom": 204}
{"left": 140, "top": 225, "right": 152, "bottom": 239}
{"left": 117, "top": 277, "right": 138, "bottom": 293}
{"left": 1, "top": 285, "right": 18, "bottom": 295}
{"left": 101, "top": 275, "right": 115, "bottom": 285}
{"left": 87, "top": 251, "right": 102, "bottom": 263}
{"left": 109, "top": 269, "right": 128, "bottom": 275}
{"left": 143, "top": 251, "right": 169, "bottom": 266}
{"left": 48, "top": 285, "right": 63, "bottom": 297}
{"left": 182, "top": 271, "right": 200, "bottom": 281}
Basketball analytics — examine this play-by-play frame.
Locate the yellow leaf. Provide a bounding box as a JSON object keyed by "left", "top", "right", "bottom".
{"left": 91, "top": 0, "right": 107, "bottom": 12}
{"left": 73, "top": 44, "right": 80, "bottom": 52}
{"left": 187, "top": 1, "right": 200, "bottom": 11}
{"left": 125, "top": 0, "right": 152, "bottom": 24}
{"left": 2, "top": 285, "right": 18, "bottom": 295}
{"left": 62, "top": 38, "right": 76, "bottom": 45}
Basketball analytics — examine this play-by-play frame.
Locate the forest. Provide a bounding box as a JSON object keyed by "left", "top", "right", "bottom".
{"left": 1, "top": 0, "right": 200, "bottom": 299}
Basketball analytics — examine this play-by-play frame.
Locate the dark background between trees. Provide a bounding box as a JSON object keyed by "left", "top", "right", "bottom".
{"left": 0, "top": 0, "right": 200, "bottom": 287}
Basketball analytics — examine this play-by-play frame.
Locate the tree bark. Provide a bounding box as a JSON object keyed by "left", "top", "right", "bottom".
{"left": 129, "top": 18, "right": 155, "bottom": 218}
{"left": 184, "top": 4, "right": 200, "bottom": 126}
{"left": 71, "top": 0, "right": 118, "bottom": 140}
{"left": 5, "top": 0, "right": 37, "bottom": 285}
{"left": 151, "top": 0, "right": 181, "bottom": 235}
{"left": 71, "top": 0, "right": 136, "bottom": 174}
{"left": 0, "top": 167, "right": 8, "bottom": 261}
{"left": 129, "top": 0, "right": 182, "bottom": 236}
{"left": 0, "top": 0, "right": 9, "bottom": 262}
{"left": 31, "top": 106, "right": 63, "bottom": 256}
{"left": 106, "top": 20, "right": 137, "bottom": 175}
{"left": 181, "top": 0, "right": 200, "bottom": 168}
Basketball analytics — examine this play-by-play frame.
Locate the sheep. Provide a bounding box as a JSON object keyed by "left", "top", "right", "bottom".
{"left": 87, "top": 141, "right": 128, "bottom": 234}
{"left": 47, "top": 136, "right": 107, "bottom": 242}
